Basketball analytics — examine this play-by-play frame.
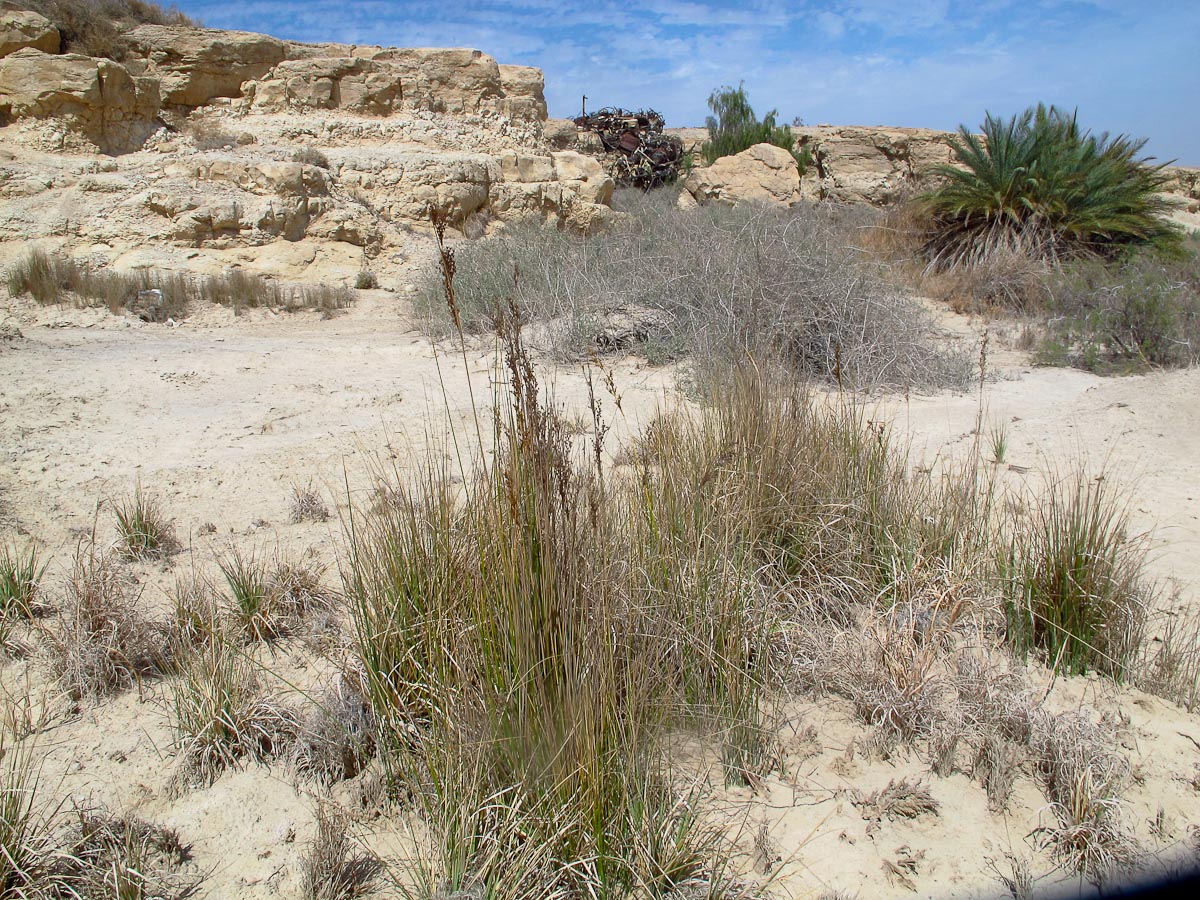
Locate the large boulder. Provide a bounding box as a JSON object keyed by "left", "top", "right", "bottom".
{"left": 551, "top": 151, "right": 614, "bottom": 205}
{"left": 0, "top": 8, "right": 59, "bottom": 57}
{"left": 127, "top": 25, "right": 287, "bottom": 107}
{"left": 684, "top": 143, "right": 801, "bottom": 206}
{"left": 245, "top": 57, "right": 402, "bottom": 114}
{"left": 795, "top": 125, "right": 958, "bottom": 204}
{"left": 0, "top": 49, "right": 160, "bottom": 153}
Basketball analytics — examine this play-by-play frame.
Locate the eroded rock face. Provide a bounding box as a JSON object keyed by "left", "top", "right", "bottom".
{"left": 0, "top": 9, "right": 59, "bottom": 57}
{"left": 684, "top": 143, "right": 801, "bottom": 206}
{"left": 127, "top": 24, "right": 287, "bottom": 107}
{"left": 0, "top": 49, "right": 160, "bottom": 153}
{"left": 246, "top": 58, "right": 402, "bottom": 114}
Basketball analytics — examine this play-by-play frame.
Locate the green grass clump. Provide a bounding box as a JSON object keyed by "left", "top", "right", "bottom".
{"left": 1, "top": 543, "right": 46, "bottom": 620}
{"left": 114, "top": 486, "right": 179, "bottom": 560}
{"left": 700, "top": 83, "right": 807, "bottom": 171}
{"left": 1, "top": 731, "right": 57, "bottom": 896}
{"left": 919, "top": 104, "right": 1181, "bottom": 271}
{"left": 1002, "top": 470, "right": 1153, "bottom": 680}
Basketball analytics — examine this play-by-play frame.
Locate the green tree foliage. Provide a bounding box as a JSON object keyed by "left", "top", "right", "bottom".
{"left": 701, "top": 83, "right": 810, "bottom": 171}
{"left": 920, "top": 104, "right": 1181, "bottom": 270}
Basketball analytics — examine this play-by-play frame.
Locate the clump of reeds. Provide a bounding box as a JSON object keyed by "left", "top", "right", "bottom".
{"left": 1002, "top": 470, "right": 1154, "bottom": 679}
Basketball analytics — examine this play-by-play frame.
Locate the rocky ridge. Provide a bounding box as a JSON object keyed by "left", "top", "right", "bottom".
{"left": 0, "top": 15, "right": 614, "bottom": 290}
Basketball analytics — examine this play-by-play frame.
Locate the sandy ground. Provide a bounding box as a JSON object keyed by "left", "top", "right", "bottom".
{"left": 3, "top": 294, "right": 1200, "bottom": 899}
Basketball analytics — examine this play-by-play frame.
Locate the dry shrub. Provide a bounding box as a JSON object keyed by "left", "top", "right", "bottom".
{"left": 293, "top": 146, "right": 332, "bottom": 169}
{"left": 24, "top": 0, "right": 196, "bottom": 60}
{"left": 416, "top": 192, "right": 971, "bottom": 392}
{"left": 300, "top": 803, "right": 380, "bottom": 900}
{"left": 171, "top": 639, "right": 299, "bottom": 788}
{"left": 291, "top": 482, "right": 331, "bottom": 524}
{"left": 853, "top": 778, "right": 940, "bottom": 827}
{"left": 1030, "top": 711, "right": 1140, "bottom": 878}
{"left": 292, "top": 673, "right": 377, "bottom": 785}
{"left": 48, "top": 542, "right": 168, "bottom": 700}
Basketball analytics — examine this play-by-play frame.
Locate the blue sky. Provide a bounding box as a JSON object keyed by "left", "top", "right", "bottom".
{"left": 176, "top": 1, "right": 1199, "bottom": 164}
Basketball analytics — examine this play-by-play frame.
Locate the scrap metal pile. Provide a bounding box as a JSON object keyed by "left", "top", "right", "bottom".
{"left": 572, "top": 107, "right": 686, "bottom": 190}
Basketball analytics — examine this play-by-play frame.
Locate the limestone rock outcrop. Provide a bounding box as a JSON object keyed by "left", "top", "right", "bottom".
{"left": 245, "top": 57, "right": 401, "bottom": 114}
{"left": 0, "top": 8, "right": 59, "bottom": 57}
{"left": 0, "top": 48, "right": 160, "bottom": 153}
{"left": 498, "top": 65, "right": 546, "bottom": 120}
{"left": 127, "top": 25, "right": 287, "bottom": 107}
{"left": 683, "top": 143, "right": 801, "bottom": 206}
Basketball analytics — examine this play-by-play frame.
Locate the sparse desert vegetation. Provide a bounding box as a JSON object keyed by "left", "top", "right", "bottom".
{"left": 6, "top": 249, "right": 355, "bottom": 318}
{"left": 2, "top": 9, "right": 1200, "bottom": 900}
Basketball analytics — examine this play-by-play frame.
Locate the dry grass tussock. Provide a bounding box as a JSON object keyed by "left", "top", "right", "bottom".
{"left": 301, "top": 803, "right": 381, "bottom": 900}
{"left": 219, "top": 548, "right": 336, "bottom": 643}
{"left": 2, "top": 728, "right": 198, "bottom": 898}
{"left": 47, "top": 540, "right": 171, "bottom": 700}
{"left": 170, "top": 637, "right": 299, "bottom": 789}
{"left": 114, "top": 484, "right": 180, "bottom": 560}
{"left": 415, "top": 190, "right": 971, "bottom": 392}
{"left": 6, "top": 249, "right": 354, "bottom": 318}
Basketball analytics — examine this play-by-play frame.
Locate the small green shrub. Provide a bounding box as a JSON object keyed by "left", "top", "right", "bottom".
{"left": 1002, "top": 470, "right": 1153, "bottom": 679}
{"left": 353, "top": 269, "right": 378, "bottom": 290}
{"left": 919, "top": 104, "right": 1181, "bottom": 270}
{"left": 700, "top": 83, "right": 804, "bottom": 168}
{"left": 1036, "top": 250, "right": 1200, "bottom": 370}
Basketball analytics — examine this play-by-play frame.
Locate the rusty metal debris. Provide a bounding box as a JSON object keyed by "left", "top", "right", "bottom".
{"left": 572, "top": 107, "right": 686, "bottom": 190}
